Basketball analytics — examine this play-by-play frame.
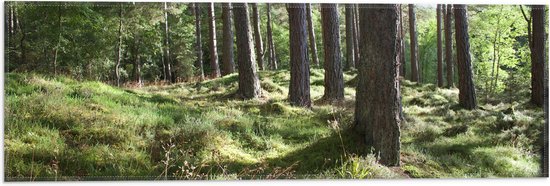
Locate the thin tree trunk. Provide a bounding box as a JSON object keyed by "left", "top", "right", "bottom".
{"left": 408, "top": 4, "right": 419, "bottom": 82}
{"left": 208, "top": 3, "right": 220, "bottom": 78}
{"left": 163, "top": 2, "right": 173, "bottom": 83}
{"left": 489, "top": 6, "right": 503, "bottom": 95}
{"left": 252, "top": 3, "right": 264, "bottom": 71}
{"left": 320, "top": 4, "right": 344, "bottom": 102}
{"left": 221, "top": 3, "right": 235, "bottom": 76}
{"left": 266, "top": 3, "right": 278, "bottom": 70}
{"left": 306, "top": 3, "right": 320, "bottom": 67}
{"left": 355, "top": 4, "right": 402, "bottom": 166}
{"left": 353, "top": 4, "right": 360, "bottom": 66}
{"left": 7, "top": 5, "right": 12, "bottom": 36}
{"left": 160, "top": 45, "right": 166, "bottom": 80}
{"left": 288, "top": 3, "right": 311, "bottom": 107}
{"left": 17, "top": 8, "right": 26, "bottom": 66}
{"left": 399, "top": 5, "right": 406, "bottom": 77}
{"left": 133, "top": 36, "right": 142, "bottom": 87}
{"left": 520, "top": 5, "right": 532, "bottom": 52}
{"left": 233, "top": 3, "right": 261, "bottom": 99}
{"left": 5, "top": 4, "right": 12, "bottom": 71}
{"left": 454, "top": 4, "right": 476, "bottom": 110}
{"left": 531, "top": 5, "right": 545, "bottom": 107}
{"left": 494, "top": 47, "right": 502, "bottom": 94}
{"left": 20, "top": 29, "right": 26, "bottom": 66}
{"left": 436, "top": 4, "right": 443, "bottom": 87}
{"left": 194, "top": 3, "right": 205, "bottom": 81}
{"left": 115, "top": 4, "right": 123, "bottom": 86}
{"left": 445, "top": 4, "right": 454, "bottom": 88}
{"left": 344, "top": 4, "right": 355, "bottom": 71}
{"left": 53, "top": 6, "right": 63, "bottom": 76}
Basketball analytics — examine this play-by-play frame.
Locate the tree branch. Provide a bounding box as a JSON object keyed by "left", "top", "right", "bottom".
{"left": 520, "top": 5, "right": 530, "bottom": 23}
{"left": 519, "top": 5, "right": 533, "bottom": 49}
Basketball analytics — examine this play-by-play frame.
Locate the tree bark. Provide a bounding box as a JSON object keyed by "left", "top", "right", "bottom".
{"left": 6, "top": 4, "right": 12, "bottom": 37}
{"left": 18, "top": 8, "right": 26, "bottom": 65}
{"left": 233, "top": 3, "right": 262, "bottom": 99}
{"left": 445, "top": 4, "right": 454, "bottom": 88}
{"left": 321, "top": 4, "right": 344, "bottom": 102}
{"left": 160, "top": 44, "right": 166, "bottom": 80}
{"left": 454, "top": 4, "right": 476, "bottom": 110}
{"left": 530, "top": 5, "right": 545, "bottom": 107}
{"left": 221, "top": 3, "right": 235, "bottom": 76}
{"left": 408, "top": 4, "right": 419, "bottom": 82}
{"left": 306, "top": 4, "right": 320, "bottom": 67}
{"left": 399, "top": 5, "right": 406, "bottom": 77}
{"left": 5, "top": 4, "right": 12, "bottom": 70}
{"left": 266, "top": 3, "right": 278, "bottom": 70}
{"left": 208, "top": 3, "right": 220, "bottom": 78}
{"left": 437, "top": 4, "right": 443, "bottom": 87}
{"left": 194, "top": 3, "right": 205, "bottom": 81}
{"left": 355, "top": 4, "right": 402, "bottom": 166}
{"left": 353, "top": 4, "right": 360, "bottom": 66}
{"left": 252, "top": 3, "right": 265, "bottom": 71}
{"left": 133, "top": 36, "right": 142, "bottom": 87}
{"left": 163, "top": 2, "right": 173, "bottom": 83}
{"left": 288, "top": 3, "right": 311, "bottom": 107}
{"left": 115, "top": 4, "right": 123, "bottom": 86}
{"left": 53, "top": 6, "right": 63, "bottom": 76}
{"left": 344, "top": 4, "right": 355, "bottom": 70}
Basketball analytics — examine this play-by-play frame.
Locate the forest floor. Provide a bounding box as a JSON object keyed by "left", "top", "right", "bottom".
{"left": 3, "top": 69, "right": 544, "bottom": 181}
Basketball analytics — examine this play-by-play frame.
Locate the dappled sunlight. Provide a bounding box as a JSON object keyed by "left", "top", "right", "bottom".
{"left": 4, "top": 69, "right": 544, "bottom": 180}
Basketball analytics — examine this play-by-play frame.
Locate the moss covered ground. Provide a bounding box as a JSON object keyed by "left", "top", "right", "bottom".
{"left": 3, "top": 69, "right": 544, "bottom": 180}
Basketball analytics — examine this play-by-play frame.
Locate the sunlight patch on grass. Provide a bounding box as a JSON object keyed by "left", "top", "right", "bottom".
{"left": 4, "top": 72, "right": 544, "bottom": 180}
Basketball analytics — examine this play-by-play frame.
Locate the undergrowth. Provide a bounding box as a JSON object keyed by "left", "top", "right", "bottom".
{"left": 3, "top": 70, "right": 544, "bottom": 180}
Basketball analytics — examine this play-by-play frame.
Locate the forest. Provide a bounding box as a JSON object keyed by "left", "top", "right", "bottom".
{"left": 3, "top": 2, "right": 549, "bottom": 181}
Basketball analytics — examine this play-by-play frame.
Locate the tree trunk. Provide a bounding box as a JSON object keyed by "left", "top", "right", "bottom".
{"left": 5, "top": 4, "right": 12, "bottom": 70}
{"left": 252, "top": 3, "right": 264, "bottom": 71}
{"left": 160, "top": 45, "right": 166, "bottom": 80}
{"left": 221, "top": 3, "right": 235, "bottom": 76}
{"left": 53, "top": 6, "right": 63, "bottom": 76}
{"left": 8, "top": 5, "right": 15, "bottom": 44}
{"left": 355, "top": 4, "right": 402, "bottom": 166}
{"left": 115, "top": 4, "right": 123, "bottom": 86}
{"left": 163, "top": 2, "right": 173, "bottom": 83}
{"left": 233, "top": 3, "right": 261, "bottom": 99}
{"left": 399, "top": 5, "right": 406, "bottom": 77}
{"left": 306, "top": 4, "right": 320, "bottom": 67}
{"left": 320, "top": 4, "right": 344, "bottom": 102}
{"left": 494, "top": 47, "right": 502, "bottom": 94}
{"left": 288, "top": 3, "right": 311, "bottom": 107}
{"left": 208, "top": 3, "right": 220, "bottom": 78}
{"left": 437, "top": 4, "right": 443, "bottom": 87}
{"left": 353, "top": 4, "right": 360, "bottom": 66}
{"left": 18, "top": 9, "right": 26, "bottom": 65}
{"left": 194, "top": 3, "right": 205, "bottom": 81}
{"left": 408, "top": 4, "right": 419, "bottom": 82}
{"left": 445, "top": 4, "right": 454, "bottom": 88}
{"left": 6, "top": 4, "right": 12, "bottom": 37}
{"left": 530, "top": 5, "right": 545, "bottom": 107}
{"left": 344, "top": 4, "right": 355, "bottom": 70}
{"left": 489, "top": 6, "right": 503, "bottom": 95}
{"left": 266, "top": 3, "right": 278, "bottom": 70}
{"left": 133, "top": 36, "right": 142, "bottom": 87}
{"left": 454, "top": 4, "right": 476, "bottom": 110}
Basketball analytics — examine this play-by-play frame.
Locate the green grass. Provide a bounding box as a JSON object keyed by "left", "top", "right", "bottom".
{"left": 3, "top": 70, "right": 544, "bottom": 180}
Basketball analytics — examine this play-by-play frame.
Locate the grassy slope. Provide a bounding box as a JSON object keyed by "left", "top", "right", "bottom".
{"left": 3, "top": 70, "right": 543, "bottom": 180}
